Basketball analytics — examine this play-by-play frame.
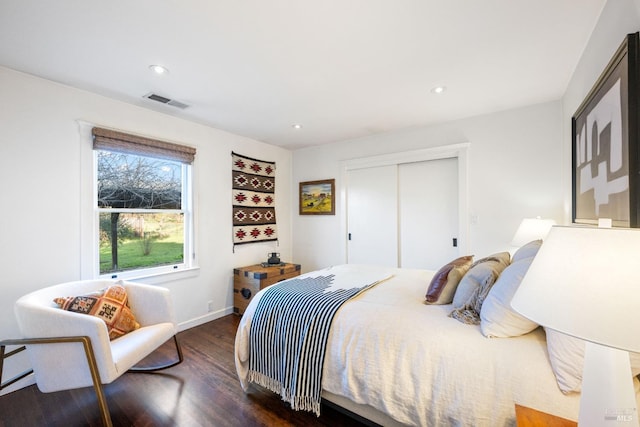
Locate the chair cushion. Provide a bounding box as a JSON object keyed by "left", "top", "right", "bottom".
{"left": 54, "top": 284, "right": 140, "bottom": 340}
{"left": 111, "top": 322, "right": 177, "bottom": 373}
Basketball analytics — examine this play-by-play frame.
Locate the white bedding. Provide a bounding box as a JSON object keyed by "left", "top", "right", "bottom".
{"left": 235, "top": 264, "right": 583, "bottom": 426}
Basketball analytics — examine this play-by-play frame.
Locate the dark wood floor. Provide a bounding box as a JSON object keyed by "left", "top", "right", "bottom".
{"left": 0, "top": 315, "right": 367, "bottom": 426}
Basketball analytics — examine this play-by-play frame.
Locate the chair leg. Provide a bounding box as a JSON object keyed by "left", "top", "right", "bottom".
{"left": 80, "top": 337, "right": 113, "bottom": 427}
{"left": 128, "top": 335, "right": 184, "bottom": 373}
{"left": 0, "top": 343, "right": 33, "bottom": 391}
{"left": 0, "top": 336, "right": 113, "bottom": 427}
{"left": 2, "top": 334, "right": 183, "bottom": 425}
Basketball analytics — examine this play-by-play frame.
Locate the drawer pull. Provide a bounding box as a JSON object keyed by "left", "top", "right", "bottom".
{"left": 241, "top": 288, "right": 252, "bottom": 299}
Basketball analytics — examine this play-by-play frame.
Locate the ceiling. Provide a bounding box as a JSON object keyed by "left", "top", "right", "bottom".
{"left": 0, "top": 1, "right": 606, "bottom": 150}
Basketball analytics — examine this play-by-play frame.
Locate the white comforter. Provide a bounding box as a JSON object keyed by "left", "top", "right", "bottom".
{"left": 235, "top": 265, "right": 582, "bottom": 426}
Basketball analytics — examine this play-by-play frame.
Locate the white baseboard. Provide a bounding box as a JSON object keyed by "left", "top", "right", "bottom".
{"left": 177, "top": 306, "right": 234, "bottom": 332}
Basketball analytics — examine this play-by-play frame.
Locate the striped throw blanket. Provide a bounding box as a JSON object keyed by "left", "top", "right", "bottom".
{"left": 247, "top": 269, "right": 389, "bottom": 416}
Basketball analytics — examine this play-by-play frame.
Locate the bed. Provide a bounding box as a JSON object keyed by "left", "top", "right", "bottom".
{"left": 234, "top": 252, "right": 639, "bottom": 426}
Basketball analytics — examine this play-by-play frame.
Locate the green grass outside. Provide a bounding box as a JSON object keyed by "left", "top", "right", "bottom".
{"left": 100, "top": 220, "right": 184, "bottom": 274}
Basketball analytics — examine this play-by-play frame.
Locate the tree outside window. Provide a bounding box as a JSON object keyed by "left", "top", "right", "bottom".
{"left": 97, "top": 150, "right": 187, "bottom": 275}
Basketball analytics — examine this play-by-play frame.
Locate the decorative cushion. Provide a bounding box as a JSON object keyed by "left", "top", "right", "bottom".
{"left": 545, "top": 328, "right": 640, "bottom": 394}
{"left": 511, "top": 239, "right": 542, "bottom": 263}
{"left": 449, "top": 252, "right": 511, "bottom": 324}
{"left": 544, "top": 329, "right": 584, "bottom": 393}
{"left": 425, "top": 255, "right": 474, "bottom": 304}
{"left": 480, "top": 256, "right": 538, "bottom": 337}
{"left": 451, "top": 252, "right": 511, "bottom": 309}
{"left": 54, "top": 284, "right": 140, "bottom": 340}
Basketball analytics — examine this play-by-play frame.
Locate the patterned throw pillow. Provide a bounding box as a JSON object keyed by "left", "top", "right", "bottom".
{"left": 449, "top": 252, "right": 511, "bottom": 324}
{"left": 451, "top": 252, "right": 511, "bottom": 309}
{"left": 54, "top": 285, "right": 140, "bottom": 340}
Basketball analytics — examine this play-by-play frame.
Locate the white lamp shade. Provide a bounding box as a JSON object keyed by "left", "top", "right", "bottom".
{"left": 510, "top": 217, "right": 556, "bottom": 247}
{"left": 511, "top": 225, "right": 640, "bottom": 353}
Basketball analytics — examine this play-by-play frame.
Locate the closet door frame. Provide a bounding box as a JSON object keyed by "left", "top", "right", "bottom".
{"left": 339, "top": 143, "right": 470, "bottom": 265}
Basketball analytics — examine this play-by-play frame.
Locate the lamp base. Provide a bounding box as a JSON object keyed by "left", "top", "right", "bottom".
{"left": 579, "top": 342, "right": 638, "bottom": 427}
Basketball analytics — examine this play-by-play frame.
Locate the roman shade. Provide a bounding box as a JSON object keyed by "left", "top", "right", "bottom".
{"left": 92, "top": 127, "right": 196, "bottom": 164}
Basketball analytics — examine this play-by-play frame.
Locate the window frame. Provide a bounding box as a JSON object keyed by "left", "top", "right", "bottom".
{"left": 79, "top": 122, "right": 197, "bottom": 281}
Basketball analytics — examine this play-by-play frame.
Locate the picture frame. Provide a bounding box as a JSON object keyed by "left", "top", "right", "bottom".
{"left": 299, "top": 179, "right": 335, "bottom": 215}
{"left": 572, "top": 32, "right": 640, "bottom": 227}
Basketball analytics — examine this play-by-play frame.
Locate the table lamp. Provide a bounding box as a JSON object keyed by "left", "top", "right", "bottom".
{"left": 511, "top": 225, "right": 640, "bottom": 426}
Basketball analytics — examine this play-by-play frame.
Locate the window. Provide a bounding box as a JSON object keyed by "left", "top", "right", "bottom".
{"left": 92, "top": 127, "right": 195, "bottom": 278}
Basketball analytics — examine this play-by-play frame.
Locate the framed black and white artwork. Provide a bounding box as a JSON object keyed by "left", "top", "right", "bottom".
{"left": 572, "top": 32, "right": 640, "bottom": 227}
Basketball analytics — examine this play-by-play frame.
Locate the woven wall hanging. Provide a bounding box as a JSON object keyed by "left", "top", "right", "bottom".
{"left": 232, "top": 152, "right": 277, "bottom": 247}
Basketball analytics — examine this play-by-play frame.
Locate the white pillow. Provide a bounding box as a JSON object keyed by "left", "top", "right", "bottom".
{"left": 545, "top": 328, "right": 640, "bottom": 394}
{"left": 511, "top": 239, "right": 542, "bottom": 263}
{"left": 544, "top": 328, "right": 584, "bottom": 393}
{"left": 480, "top": 257, "right": 538, "bottom": 338}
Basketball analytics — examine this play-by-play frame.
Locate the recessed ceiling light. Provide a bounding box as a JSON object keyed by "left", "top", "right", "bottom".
{"left": 431, "top": 86, "right": 446, "bottom": 94}
{"left": 149, "top": 64, "right": 169, "bottom": 75}
{"left": 292, "top": 124, "right": 303, "bottom": 129}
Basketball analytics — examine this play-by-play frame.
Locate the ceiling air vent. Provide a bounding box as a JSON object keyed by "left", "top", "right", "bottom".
{"left": 143, "top": 93, "right": 189, "bottom": 109}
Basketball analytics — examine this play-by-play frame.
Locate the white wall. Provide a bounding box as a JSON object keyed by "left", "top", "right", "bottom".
{"left": 0, "top": 66, "right": 293, "bottom": 393}
{"left": 293, "top": 0, "right": 640, "bottom": 274}
{"left": 561, "top": 0, "right": 640, "bottom": 222}
{"left": 292, "top": 101, "right": 564, "bottom": 272}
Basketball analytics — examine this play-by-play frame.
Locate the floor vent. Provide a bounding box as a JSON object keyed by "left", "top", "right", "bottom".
{"left": 143, "top": 93, "right": 189, "bottom": 109}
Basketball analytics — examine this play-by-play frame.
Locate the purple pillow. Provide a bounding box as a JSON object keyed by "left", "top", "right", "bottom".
{"left": 425, "top": 255, "right": 474, "bottom": 304}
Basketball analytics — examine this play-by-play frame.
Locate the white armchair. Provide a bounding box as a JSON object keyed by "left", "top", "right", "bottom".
{"left": 0, "top": 279, "right": 183, "bottom": 427}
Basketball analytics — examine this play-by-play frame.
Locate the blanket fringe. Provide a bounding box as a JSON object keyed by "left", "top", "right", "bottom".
{"left": 247, "top": 370, "right": 283, "bottom": 395}
{"left": 247, "top": 370, "right": 322, "bottom": 417}
{"left": 291, "top": 396, "right": 321, "bottom": 416}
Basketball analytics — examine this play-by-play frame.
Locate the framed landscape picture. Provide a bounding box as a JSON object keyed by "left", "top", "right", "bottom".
{"left": 299, "top": 179, "right": 335, "bottom": 215}
{"left": 572, "top": 32, "right": 640, "bottom": 227}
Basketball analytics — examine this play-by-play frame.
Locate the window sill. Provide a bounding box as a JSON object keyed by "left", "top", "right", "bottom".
{"left": 103, "top": 266, "right": 200, "bottom": 286}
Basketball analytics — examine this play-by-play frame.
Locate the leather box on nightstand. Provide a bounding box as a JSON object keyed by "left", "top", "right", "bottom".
{"left": 233, "top": 263, "right": 301, "bottom": 315}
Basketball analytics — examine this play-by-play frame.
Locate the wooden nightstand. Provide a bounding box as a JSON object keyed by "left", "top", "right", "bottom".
{"left": 233, "top": 263, "right": 301, "bottom": 315}
{"left": 515, "top": 404, "right": 577, "bottom": 427}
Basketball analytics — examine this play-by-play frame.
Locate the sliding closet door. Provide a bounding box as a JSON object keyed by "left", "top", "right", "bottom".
{"left": 346, "top": 165, "right": 398, "bottom": 267}
{"left": 399, "top": 158, "right": 459, "bottom": 270}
